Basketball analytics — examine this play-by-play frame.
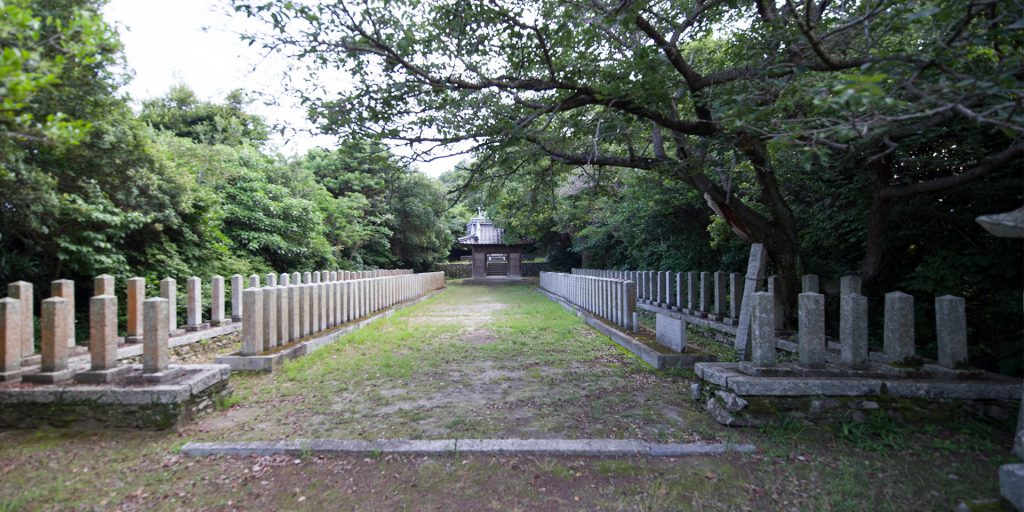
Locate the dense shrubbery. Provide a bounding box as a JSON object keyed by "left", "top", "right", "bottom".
{"left": 0, "top": 1, "right": 456, "bottom": 295}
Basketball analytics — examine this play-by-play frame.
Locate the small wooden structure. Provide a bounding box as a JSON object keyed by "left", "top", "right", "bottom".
{"left": 457, "top": 215, "right": 531, "bottom": 280}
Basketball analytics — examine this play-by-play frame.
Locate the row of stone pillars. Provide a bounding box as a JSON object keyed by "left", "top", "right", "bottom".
{"left": 573, "top": 269, "right": 748, "bottom": 325}
{"left": 240, "top": 272, "right": 445, "bottom": 356}
{"left": 748, "top": 289, "right": 968, "bottom": 369}
{"left": 0, "top": 269, "right": 415, "bottom": 382}
{"left": 539, "top": 272, "right": 637, "bottom": 331}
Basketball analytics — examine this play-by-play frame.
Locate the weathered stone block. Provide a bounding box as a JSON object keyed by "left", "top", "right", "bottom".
{"left": 655, "top": 313, "right": 686, "bottom": 352}
{"left": 840, "top": 294, "right": 869, "bottom": 368}
{"left": 798, "top": 292, "right": 825, "bottom": 368}
{"left": 160, "top": 277, "right": 177, "bottom": 332}
{"left": 699, "top": 272, "right": 712, "bottom": 313}
{"left": 94, "top": 274, "right": 115, "bottom": 296}
{"left": 883, "top": 291, "right": 915, "bottom": 362}
{"left": 262, "top": 286, "right": 278, "bottom": 350}
{"left": 185, "top": 277, "right": 202, "bottom": 331}
{"left": 840, "top": 275, "right": 861, "bottom": 296}
{"left": 801, "top": 274, "right": 819, "bottom": 293}
{"left": 230, "top": 274, "right": 243, "bottom": 321}
{"left": 241, "top": 288, "right": 263, "bottom": 356}
{"left": 89, "top": 295, "right": 118, "bottom": 370}
{"left": 7, "top": 281, "right": 33, "bottom": 356}
{"left": 751, "top": 292, "right": 775, "bottom": 366}
{"left": 0, "top": 298, "right": 22, "bottom": 381}
{"left": 51, "top": 279, "right": 76, "bottom": 347}
{"left": 935, "top": 295, "right": 967, "bottom": 368}
{"left": 1000, "top": 463, "right": 1024, "bottom": 512}
{"left": 210, "top": 275, "right": 225, "bottom": 326}
{"left": 729, "top": 273, "right": 743, "bottom": 320}
{"left": 126, "top": 277, "right": 145, "bottom": 343}
{"left": 143, "top": 297, "right": 169, "bottom": 373}
{"left": 277, "top": 285, "right": 290, "bottom": 344}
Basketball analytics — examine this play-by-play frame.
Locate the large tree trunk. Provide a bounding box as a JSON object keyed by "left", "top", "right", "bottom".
{"left": 860, "top": 153, "right": 893, "bottom": 284}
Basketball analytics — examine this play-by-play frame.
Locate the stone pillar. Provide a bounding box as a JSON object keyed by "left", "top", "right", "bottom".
{"left": 26, "top": 297, "right": 71, "bottom": 383}
{"left": 241, "top": 288, "right": 263, "bottom": 356}
{"left": 289, "top": 284, "right": 300, "bottom": 341}
{"left": 675, "top": 273, "right": 684, "bottom": 311}
{"left": 299, "top": 284, "right": 310, "bottom": 337}
{"left": 89, "top": 294, "right": 118, "bottom": 371}
{"left": 840, "top": 275, "right": 862, "bottom": 297}
{"left": 210, "top": 275, "right": 225, "bottom": 326}
{"left": 278, "top": 285, "right": 290, "bottom": 344}
{"left": 319, "top": 282, "right": 328, "bottom": 330}
{"left": 699, "top": 272, "right": 712, "bottom": 313}
{"left": 291, "top": 272, "right": 301, "bottom": 287}
{"left": 312, "top": 272, "right": 320, "bottom": 284}
{"left": 321, "top": 270, "right": 329, "bottom": 282}
{"left": 734, "top": 243, "right": 767, "bottom": 361}
{"left": 231, "top": 274, "right": 243, "bottom": 321}
{"left": 935, "top": 295, "right": 968, "bottom": 368}
{"left": 713, "top": 271, "right": 727, "bottom": 317}
{"left": 840, "top": 294, "right": 869, "bottom": 368}
{"left": 7, "top": 281, "right": 34, "bottom": 355}
{"left": 327, "top": 281, "right": 336, "bottom": 326}
{"left": 248, "top": 274, "right": 261, "bottom": 289}
{"left": 310, "top": 282, "right": 321, "bottom": 334}
{"left": 51, "top": 279, "right": 76, "bottom": 347}
{"left": 160, "top": 277, "right": 177, "bottom": 332}
{"left": 687, "top": 272, "right": 698, "bottom": 312}
{"left": 330, "top": 271, "right": 337, "bottom": 282}
{"left": 663, "top": 270, "right": 671, "bottom": 305}
{"left": 262, "top": 286, "right": 278, "bottom": 350}
{"left": 303, "top": 271, "right": 312, "bottom": 284}
{"left": 142, "top": 297, "right": 169, "bottom": 373}
{"left": 801, "top": 274, "right": 820, "bottom": 293}
{"left": 94, "top": 274, "right": 115, "bottom": 296}
{"left": 126, "top": 277, "right": 145, "bottom": 343}
{"left": 883, "top": 291, "right": 915, "bottom": 362}
{"left": 729, "top": 273, "right": 744, "bottom": 321}
{"left": 0, "top": 298, "right": 22, "bottom": 381}
{"left": 280, "top": 273, "right": 290, "bottom": 286}
{"left": 798, "top": 292, "right": 826, "bottom": 367}
{"left": 750, "top": 292, "right": 776, "bottom": 366}
{"left": 185, "top": 276, "right": 202, "bottom": 331}
{"left": 767, "top": 276, "right": 784, "bottom": 330}
{"left": 266, "top": 273, "right": 277, "bottom": 287}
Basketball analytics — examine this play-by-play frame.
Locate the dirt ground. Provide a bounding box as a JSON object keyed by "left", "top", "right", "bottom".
{"left": 0, "top": 282, "right": 1015, "bottom": 511}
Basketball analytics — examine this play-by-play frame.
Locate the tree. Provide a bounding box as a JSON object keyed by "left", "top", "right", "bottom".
{"left": 139, "top": 85, "right": 270, "bottom": 147}
{"left": 234, "top": 0, "right": 1023, "bottom": 323}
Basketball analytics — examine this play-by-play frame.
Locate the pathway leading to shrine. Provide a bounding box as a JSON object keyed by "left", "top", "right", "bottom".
{"left": 185, "top": 282, "right": 728, "bottom": 443}
{"left": 0, "top": 281, "right": 1009, "bottom": 511}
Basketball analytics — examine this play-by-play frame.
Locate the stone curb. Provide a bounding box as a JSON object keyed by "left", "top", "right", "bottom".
{"left": 537, "top": 288, "right": 714, "bottom": 370}
{"left": 179, "top": 439, "right": 757, "bottom": 458}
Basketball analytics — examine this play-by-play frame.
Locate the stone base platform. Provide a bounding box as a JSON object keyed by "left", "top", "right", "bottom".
{"left": 217, "top": 289, "right": 445, "bottom": 372}
{"left": 694, "top": 362, "right": 1021, "bottom": 427}
{"left": 461, "top": 277, "right": 529, "bottom": 285}
{"left": 0, "top": 364, "right": 232, "bottom": 430}
{"left": 540, "top": 289, "right": 716, "bottom": 370}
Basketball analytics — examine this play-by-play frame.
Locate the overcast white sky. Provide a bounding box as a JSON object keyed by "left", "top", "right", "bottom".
{"left": 102, "top": 0, "right": 456, "bottom": 177}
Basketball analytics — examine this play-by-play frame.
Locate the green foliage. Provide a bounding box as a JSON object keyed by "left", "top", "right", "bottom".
{"left": 139, "top": 85, "right": 269, "bottom": 147}
{"left": 0, "top": 1, "right": 454, "bottom": 343}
